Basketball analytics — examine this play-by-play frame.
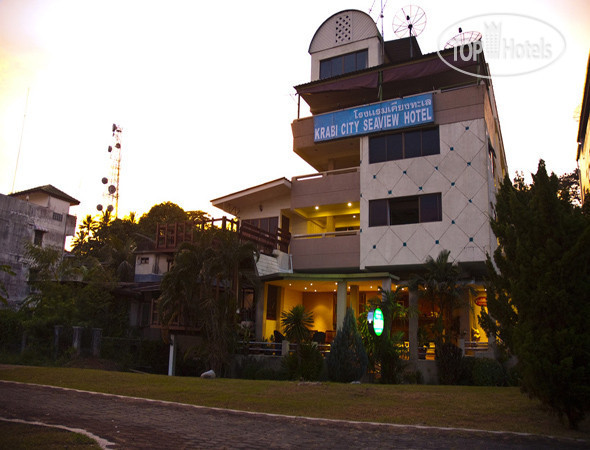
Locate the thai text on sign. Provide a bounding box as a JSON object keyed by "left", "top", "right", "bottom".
{"left": 313, "top": 93, "right": 433, "bottom": 142}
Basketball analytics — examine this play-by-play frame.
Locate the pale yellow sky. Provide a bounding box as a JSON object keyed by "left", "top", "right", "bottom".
{"left": 1, "top": 0, "right": 589, "bottom": 222}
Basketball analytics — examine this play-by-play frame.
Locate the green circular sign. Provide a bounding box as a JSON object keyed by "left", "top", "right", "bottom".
{"left": 373, "top": 308, "right": 384, "bottom": 336}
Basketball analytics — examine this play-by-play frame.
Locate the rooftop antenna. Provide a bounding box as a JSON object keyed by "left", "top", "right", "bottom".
{"left": 97, "top": 123, "right": 122, "bottom": 218}
{"left": 369, "top": 0, "right": 389, "bottom": 61}
{"left": 445, "top": 28, "right": 482, "bottom": 49}
{"left": 392, "top": 5, "right": 427, "bottom": 59}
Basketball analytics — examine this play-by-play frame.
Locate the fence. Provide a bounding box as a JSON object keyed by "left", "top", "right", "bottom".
{"left": 237, "top": 340, "right": 331, "bottom": 357}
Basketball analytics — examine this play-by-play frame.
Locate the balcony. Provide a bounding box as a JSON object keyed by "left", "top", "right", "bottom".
{"left": 154, "top": 217, "right": 290, "bottom": 256}
{"left": 291, "top": 167, "right": 360, "bottom": 210}
{"left": 291, "top": 117, "right": 361, "bottom": 172}
{"left": 291, "top": 231, "right": 360, "bottom": 272}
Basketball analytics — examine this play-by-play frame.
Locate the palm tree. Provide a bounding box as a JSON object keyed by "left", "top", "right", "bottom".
{"left": 71, "top": 215, "right": 98, "bottom": 256}
{"left": 281, "top": 305, "right": 314, "bottom": 344}
{"left": 158, "top": 227, "right": 259, "bottom": 375}
{"left": 414, "top": 249, "right": 470, "bottom": 345}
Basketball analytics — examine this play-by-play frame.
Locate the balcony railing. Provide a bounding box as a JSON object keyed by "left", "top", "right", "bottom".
{"left": 291, "top": 230, "right": 360, "bottom": 271}
{"left": 155, "top": 217, "right": 290, "bottom": 255}
{"left": 291, "top": 167, "right": 360, "bottom": 210}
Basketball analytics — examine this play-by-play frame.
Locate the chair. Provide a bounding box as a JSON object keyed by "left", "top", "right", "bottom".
{"left": 312, "top": 331, "right": 326, "bottom": 344}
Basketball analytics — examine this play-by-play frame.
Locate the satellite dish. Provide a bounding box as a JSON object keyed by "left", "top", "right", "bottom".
{"left": 445, "top": 29, "right": 482, "bottom": 49}
{"left": 107, "top": 205, "right": 114, "bottom": 212}
{"left": 108, "top": 185, "right": 116, "bottom": 194}
{"left": 101, "top": 177, "right": 108, "bottom": 184}
{"left": 96, "top": 204, "right": 103, "bottom": 211}
{"left": 392, "top": 5, "right": 427, "bottom": 39}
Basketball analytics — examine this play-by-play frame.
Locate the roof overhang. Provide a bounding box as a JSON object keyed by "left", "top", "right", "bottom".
{"left": 211, "top": 177, "right": 291, "bottom": 217}
{"left": 260, "top": 271, "right": 400, "bottom": 293}
{"left": 10, "top": 184, "right": 80, "bottom": 206}
{"left": 295, "top": 45, "right": 490, "bottom": 115}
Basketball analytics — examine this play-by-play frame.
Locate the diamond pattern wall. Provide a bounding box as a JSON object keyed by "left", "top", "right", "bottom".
{"left": 360, "top": 119, "right": 494, "bottom": 269}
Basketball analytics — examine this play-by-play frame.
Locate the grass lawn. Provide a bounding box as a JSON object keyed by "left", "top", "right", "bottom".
{"left": 0, "top": 421, "right": 101, "bottom": 449}
{"left": 0, "top": 364, "right": 588, "bottom": 442}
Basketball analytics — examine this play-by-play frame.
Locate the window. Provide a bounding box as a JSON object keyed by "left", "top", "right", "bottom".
{"left": 243, "top": 217, "right": 278, "bottom": 234}
{"left": 488, "top": 139, "right": 497, "bottom": 179}
{"left": 33, "top": 230, "right": 44, "bottom": 246}
{"left": 369, "top": 127, "right": 440, "bottom": 163}
{"left": 139, "top": 257, "right": 149, "bottom": 265}
{"left": 266, "top": 285, "right": 280, "bottom": 320}
{"left": 369, "top": 193, "right": 442, "bottom": 227}
{"left": 52, "top": 212, "right": 63, "bottom": 222}
{"left": 319, "top": 49, "right": 368, "bottom": 79}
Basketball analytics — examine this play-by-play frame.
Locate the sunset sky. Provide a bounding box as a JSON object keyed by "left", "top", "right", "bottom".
{"left": 1, "top": 0, "right": 589, "bottom": 223}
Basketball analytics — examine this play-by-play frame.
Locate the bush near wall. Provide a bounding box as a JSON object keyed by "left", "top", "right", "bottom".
{"left": 459, "top": 356, "right": 506, "bottom": 386}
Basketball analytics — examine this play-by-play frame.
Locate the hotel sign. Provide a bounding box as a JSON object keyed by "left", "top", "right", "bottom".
{"left": 313, "top": 93, "right": 433, "bottom": 142}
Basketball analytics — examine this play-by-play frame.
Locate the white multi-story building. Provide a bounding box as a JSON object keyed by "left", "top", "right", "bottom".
{"left": 213, "top": 9, "right": 507, "bottom": 365}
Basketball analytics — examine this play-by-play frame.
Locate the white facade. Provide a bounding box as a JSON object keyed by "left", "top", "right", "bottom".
{"left": 360, "top": 117, "right": 500, "bottom": 270}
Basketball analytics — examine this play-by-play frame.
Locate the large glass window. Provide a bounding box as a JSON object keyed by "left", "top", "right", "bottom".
{"left": 369, "top": 127, "right": 440, "bottom": 163}
{"left": 320, "top": 49, "right": 368, "bottom": 79}
{"left": 369, "top": 193, "right": 442, "bottom": 227}
{"left": 243, "top": 217, "right": 278, "bottom": 234}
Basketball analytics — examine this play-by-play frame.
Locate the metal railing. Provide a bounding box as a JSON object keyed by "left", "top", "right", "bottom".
{"left": 237, "top": 341, "right": 331, "bottom": 357}
{"left": 292, "top": 230, "right": 359, "bottom": 240}
{"left": 292, "top": 166, "right": 360, "bottom": 182}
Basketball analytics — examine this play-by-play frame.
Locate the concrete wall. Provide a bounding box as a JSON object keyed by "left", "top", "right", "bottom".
{"left": 357, "top": 85, "right": 507, "bottom": 270}
{"left": 0, "top": 193, "right": 77, "bottom": 306}
{"left": 302, "top": 292, "right": 334, "bottom": 332}
{"left": 360, "top": 117, "right": 493, "bottom": 268}
{"left": 291, "top": 233, "right": 359, "bottom": 271}
{"left": 291, "top": 170, "right": 359, "bottom": 210}
{"left": 309, "top": 10, "right": 382, "bottom": 81}
{"left": 134, "top": 252, "right": 170, "bottom": 282}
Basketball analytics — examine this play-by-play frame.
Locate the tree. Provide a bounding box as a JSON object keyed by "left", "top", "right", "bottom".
{"left": 158, "top": 227, "right": 258, "bottom": 375}
{"left": 358, "top": 288, "right": 408, "bottom": 383}
{"left": 0, "top": 264, "right": 15, "bottom": 305}
{"left": 281, "top": 305, "right": 313, "bottom": 344}
{"left": 414, "top": 250, "right": 470, "bottom": 346}
{"left": 480, "top": 160, "right": 590, "bottom": 428}
{"left": 137, "top": 202, "right": 188, "bottom": 239}
{"left": 21, "top": 243, "right": 128, "bottom": 342}
{"left": 327, "top": 307, "right": 368, "bottom": 382}
{"left": 71, "top": 215, "right": 99, "bottom": 257}
{"left": 558, "top": 168, "right": 582, "bottom": 206}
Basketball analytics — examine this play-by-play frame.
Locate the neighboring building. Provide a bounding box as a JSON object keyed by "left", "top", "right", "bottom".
{"left": 0, "top": 185, "right": 79, "bottom": 307}
{"left": 138, "top": 10, "right": 508, "bottom": 378}
{"left": 577, "top": 54, "right": 590, "bottom": 205}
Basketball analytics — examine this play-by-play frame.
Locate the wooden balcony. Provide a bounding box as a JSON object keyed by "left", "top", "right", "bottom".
{"left": 155, "top": 217, "right": 290, "bottom": 256}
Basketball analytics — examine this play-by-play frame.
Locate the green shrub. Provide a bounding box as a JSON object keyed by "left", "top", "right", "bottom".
{"left": 0, "top": 308, "right": 24, "bottom": 352}
{"left": 402, "top": 370, "right": 423, "bottom": 384}
{"left": 472, "top": 357, "right": 505, "bottom": 386}
{"left": 436, "top": 342, "right": 463, "bottom": 384}
{"left": 458, "top": 356, "right": 477, "bottom": 385}
{"left": 281, "top": 342, "right": 324, "bottom": 381}
{"left": 327, "top": 307, "right": 368, "bottom": 382}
